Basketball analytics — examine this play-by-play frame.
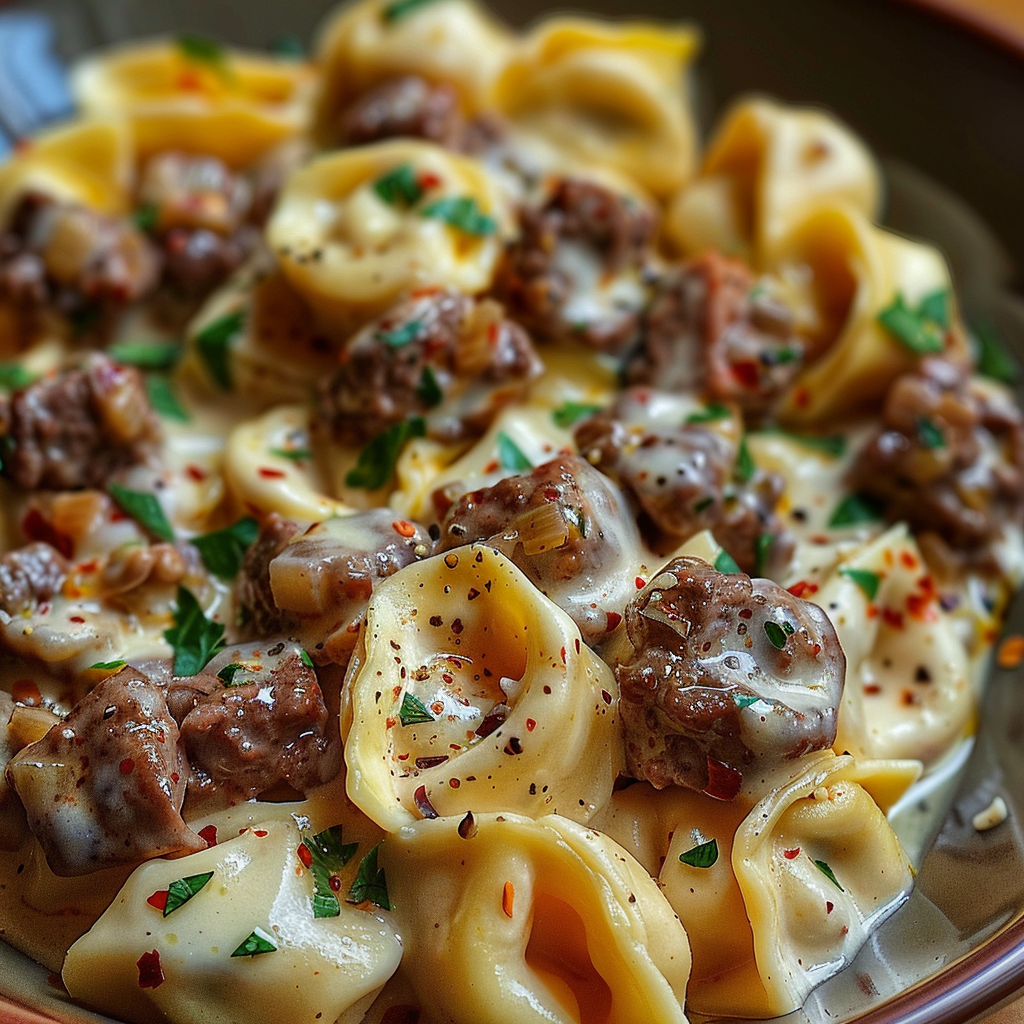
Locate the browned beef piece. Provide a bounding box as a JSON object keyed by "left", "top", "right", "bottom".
{"left": 849, "top": 359, "right": 1024, "bottom": 555}
{"left": 177, "top": 641, "right": 341, "bottom": 809}
{"left": 336, "top": 75, "right": 463, "bottom": 147}
{"left": 616, "top": 557, "right": 845, "bottom": 797}
{"left": 235, "top": 513, "right": 302, "bottom": 638}
{"left": 318, "top": 289, "right": 541, "bottom": 447}
{"left": 496, "top": 178, "right": 656, "bottom": 350}
{"left": 0, "top": 542, "right": 68, "bottom": 615}
{"left": 0, "top": 353, "right": 161, "bottom": 491}
{"left": 4, "top": 667, "right": 204, "bottom": 875}
{"left": 574, "top": 388, "right": 792, "bottom": 574}
{"left": 436, "top": 455, "right": 643, "bottom": 643}
{"left": 625, "top": 251, "right": 803, "bottom": 419}
{"left": 0, "top": 191, "right": 159, "bottom": 336}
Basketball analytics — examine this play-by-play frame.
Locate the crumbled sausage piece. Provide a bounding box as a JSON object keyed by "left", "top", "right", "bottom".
{"left": 625, "top": 251, "right": 804, "bottom": 419}
{"left": 0, "top": 353, "right": 161, "bottom": 491}
{"left": 0, "top": 543, "right": 69, "bottom": 616}
{"left": 234, "top": 513, "right": 302, "bottom": 638}
{"left": 336, "top": 75, "right": 464, "bottom": 148}
{"left": 4, "top": 667, "right": 204, "bottom": 875}
{"left": 849, "top": 358, "right": 1024, "bottom": 555}
{"left": 496, "top": 178, "right": 656, "bottom": 350}
{"left": 616, "top": 557, "right": 845, "bottom": 796}
{"left": 317, "top": 289, "right": 541, "bottom": 446}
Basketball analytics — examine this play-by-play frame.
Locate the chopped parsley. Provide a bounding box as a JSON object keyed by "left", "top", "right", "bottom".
{"left": 375, "top": 319, "right": 422, "bottom": 348}
{"left": 973, "top": 322, "right": 1018, "bottom": 384}
{"left": 217, "top": 663, "right": 244, "bottom": 686}
{"left": 0, "top": 364, "right": 36, "bottom": 392}
{"left": 828, "top": 493, "right": 883, "bottom": 528}
{"left": 269, "top": 446, "right": 312, "bottom": 461}
{"left": 106, "top": 483, "right": 175, "bottom": 543}
{"left": 163, "top": 871, "right": 213, "bottom": 917}
{"left": 191, "top": 517, "right": 260, "bottom": 580}
{"left": 108, "top": 340, "right": 180, "bottom": 370}
{"left": 373, "top": 163, "right": 423, "bottom": 208}
{"left": 734, "top": 436, "right": 755, "bottom": 483}
{"left": 496, "top": 431, "right": 532, "bottom": 472}
{"left": 764, "top": 619, "right": 796, "bottom": 650}
{"left": 177, "top": 34, "right": 230, "bottom": 77}
{"left": 552, "top": 401, "right": 602, "bottom": 428}
{"left": 195, "top": 311, "right": 245, "bottom": 391}
{"left": 754, "top": 533, "right": 773, "bottom": 578}
{"left": 733, "top": 693, "right": 761, "bottom": 709}
{"left": 145, "top": 375, "right": 190, "bottom": 422}
{"left": 814, "top": 859, "right": 845, "bottom": 891}
{"left": 679, "top": 837, "right": 719, "bottom": 868}
{"left": 877, "top": 290, "right": 949, "bottom": 355}
{"left": 714, "top": 550, "right": 741, "bottom": 575}
{"left": 416, "top": 366, "right": 443, "bottom": 407}
{"left": 132, "top": 203, "right": 160, "bottom": 233}
{"left": 382, "top": 0, "right": 441, "bottom": 22}
{"left": 686, "top": 402, "right": 731, "bottom": 425}
{"left": 164, "top": 586, "right": 225, "bottom": 676}
{"left": 399, "top": 692, "right": 435, "bottom": 727}
{"left": 421, "top": 196, "right": 497, "bottom": 236}
{"left": 916, "top": 416, "right": 946, "bottom": 450}
{"left": 838, "top": 567, "right": 881, "bottom": 601}
{"left": 345, "top": 417, "right": 426, "bottom": 490}
{"left": 302, "top": 825, "right": 359, "bottom": 919}
{"left": 230, "top": 927, "right": 277, "bottom": 958}
{"left": 348, "top": 843, "right": 392, "bottom": 910}
{"left": 89, "top": 659, "right": 127, "bottom": 671}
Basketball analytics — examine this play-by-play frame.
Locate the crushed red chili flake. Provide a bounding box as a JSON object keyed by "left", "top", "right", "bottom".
{"left": 298, "top": 844, "right": 313, "bottom": 868}
{"left": 185, "top": 464, "right": 207, "bottom": 482}
{"left": 900, "top": 551, "right": 918, "bottom": 568}
{"left": 635, "top": 576, "right": 646, "bottom": 589}
{"left": 704, "top": 756, "right": 742, "bottom": 801}
{"left": 559, "top": 645, "right": 567, "bottom": 664}
{"left": 882, "top": 608, "right": 904, "bottom": 629}
{"left": 606, "top": 611, "right": 622, "bottom": 631}
{"left": 826, "top": 901, "right": 835, "bottom": 914}
{"left": 198, "top": 825, "right": 218, "bottom": 847}
{"left": 258, "top": 467, "right": 286, "bottom": 479}
{"left": 601, "top": 690, "right": 612, "bottom": 705}
{"left": 502, "top": 881, "right": 515, "bottom": 918}
{"left": 392, "top": 520, "right": 417, "bottom": 537}
{"left": 526, "top": 718, "right": 536, "bottom": 731}
{"left": 147, "top": 890, "right": 169, "bottom": 912}
{"left": 136, "top": 949, "right": 165, "bottom": 989}
{"left": 787, "top": 581, "right": 818, "bottom": 599}
{"left": 998, "top": 635, "right": 1024, "bottom": 669}
{"left": 415, "top": 755, "right": 449, "bottom": 770}
{"left": 414, "top": 784, "right": 439, "bottom": 819}
{"left": 119, "top": 758, "right": 135, "bottom": 775}
{"left": 449, "top": 778, "right": 461, "bottom": 788}
{"left": 783, "top": 847, "right": 801, "bottom": 859}
{"left": 329, "top": 875, "right": 342, "bottom": 892}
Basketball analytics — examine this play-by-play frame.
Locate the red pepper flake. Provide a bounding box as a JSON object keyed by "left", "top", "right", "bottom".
{"left": 198, "top": 824, "right": 218, "bottom": 847}
{"left": 704, "top": 756, "right": 742, "bottom": 801}
{"left": 385, "top": 716, "right": 397, "bottom": 729}
{"left": 601, "top": 690, "right": 612, "bottom": 705}
{"left": 119, "top": 758, "right": 135, "bottom": 775}
{"left": 258, "top": 467, "right": 286, "bottom": 479}
{"left": 783, "top": 847, "right": 801, "bottom": 859}
{"left": 467, "top": 587, "right": 480, "bottom": 601}
{"left": 606, "top": 611, "right": 622, "bottom": 631}
{"left": 503, "top": 736, "right": 523, "bottom": 755}
{"left": 906, "top": 593, "right": 934, "bottom": 619}
{"left": 731, "top": 360, "right": 760, "bottom": 389}
{"left": 794, "top": 386, "right": 810, "bottom": 409}
{"left": 11, "top": 680, "right": 41, "bottom": 706}
{"left": 136, "top": 949, "right": 165, "bottom": 989}
{"left": 787, "top": 581, "right": 818, "bottom": 599}
{"left": 185, "top": 464, "right": 207, "bottom": 482}
{"left": 863, "top": 684, "right": 882, "bottom": 695}
{"left": 329, "top": 875, "right": 342, "bottom": 892}
{"left": 253, "top": 829, "right": 268, "bottom": 838}
{"left": 297, "top": 843, "right": 313, "bottom": 868}
{"left": 417, "top": 171, "right": 442, "bottom": 190}
{"left": 882, "top": 608, "right": 904, "bottom": 629}
{"left": 69, "top": 615, "right": 85, "bottom": 624}
{"left": 635, "top": 576, "right": 646, "bottom": 590}
{"left": 176, "top": 69, "right": 202, "bottom": 90}
{"left": 415, "top": 755, "right": 449, "bottom": 770}
{"left": 413, "top": 784, "right": 439, "bottom": 819}
{"left": 501, "top": 881, "right": 515, "bottom": 918}
{"left": 826, "top": 900, "right": 835, "bottom": 914}
{"left": 147, "top": 890, "right": 169, "bottom": 912}
{"left": 392, "top": 519, "right": 417, "bottom": 537}
{"left": 900, "top": 551, "right": 918, "bottom": 568}
{"left": 449, "top": 778, "right": 461, "bottom": 788}
{"left": 560, "top": 645, "right": 567, "bottom": 664}
{"left": 998, "top": 635, "right": 1024, "bottom": 669}
{"left": 451, "top": 618, "right": 464, "bottom": 635}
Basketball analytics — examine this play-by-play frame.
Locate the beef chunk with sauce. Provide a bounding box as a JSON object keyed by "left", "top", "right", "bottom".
{"left": 336, "top": 75, "right": 464, "bottom": 148}
{"left": 4, "top": 667, "right": 204, "bottom": 876}
{"left": 0, "top": 190, "right": 159, "bottom": 337}
{"left": 848, "top": 358, "right": 1024, "bottom": 557}
{"left": 317, "top": 289, "right": 541, "bottom": 447}
{"left": 436, "top": 454, "right": 646, "bottom": 643}
{"left": 575, "top": 388, "right": 792, "bottom": 575}
{"left": 625, "top": 251, "right": 804, "bottom": 420}
{"left": 496, "top": 178, "right": 656, "bottom": 350}
{"left": 616, "top": 556, "right": 845, "bottom": 797}
{"left": 0, "top": 353, "right": 161, "bottom": 491}
{"left": 0, "top": 542, "right": 69, "bottom": 616}
{"left": 235, "top": 509, "right": 434, "bottom": 664}
{"left": 174, "top": 641, "right": 341, "bottom": 809}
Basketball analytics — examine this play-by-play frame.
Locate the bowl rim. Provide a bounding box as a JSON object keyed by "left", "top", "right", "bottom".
{"left": 893, "top": 0, "right": 1024, "bottom": 60}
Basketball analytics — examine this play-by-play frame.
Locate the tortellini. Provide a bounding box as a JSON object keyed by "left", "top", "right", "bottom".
{"left": 341, "top": 544, "right": 623, "bottom": 831}
{"left": 72, "top": 40, "right": 315, "bottom": 168}
{"left": 380, "top": 812, "right": 691, "bottom": 1024}
{"left": 493, "top": 18, "right": 700, "bottom": 197}
{"left": 665, "top": 96, "right": 881, "bottom": 265}
{"left": 62, "top": 818, "right": 403, "bottom": 1024}
{"left": 267, "top": 140, "right": 511, "bottom": 327}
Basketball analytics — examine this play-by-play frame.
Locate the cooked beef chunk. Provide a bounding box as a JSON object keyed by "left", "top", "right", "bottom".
{"left": 4, "top": 667, "right": 204, "bottom": 875}
{"left": 848, "top": 358, "right": 1024, "bottom": 555}
{"left": 616, "top": 557, "right": 845, "bottom": 797}
{"left": 625, "top": 251, "right": 803, "bottom": 419}
{"left": 336, "top": 75, "right": 464, "bottom": 147}
{"left": 0, "top": 353, "right": 161, "bottom": 491}
{"left": 318, "top": 289, "right": 541, "bottom": 447}
{"left": 496, "top": 178, "right": 656, "bottom": 350}
{"left": 0, "top": 543, "right": 68, "bottom": 616}
{"left": 235, "top": 513, "right": 302, "bottom": 638}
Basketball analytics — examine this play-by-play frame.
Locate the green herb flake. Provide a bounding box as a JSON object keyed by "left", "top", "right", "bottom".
{"left": 769, "top": 345, "right": 801, "bottom": 365}
{"left": 754, "top": 533, "right": 773, "bottom": 578}
{"left": 685, "top": 402, "right": 732, "bottom": 425}
{"left": 192, "top": 517, "right": 260, "bottom": 580}
{"left": 973, "top": 322, "right": 1018, "bottom": 384}
{"left": 164, "top": 586, "right": 226, "bottom": 676}
{"left": 420, "top": 196, "right": 497, "bottom": 237}
{"left": 399, "top": 692, "right": 435, "bottom": 727}
{"left": 714, "top": 550, "right": 742, "bottom": 575}
{"left": 828, "top": 493, "right": 883, "bottom": 529}
{"left": 230, "top": 926, "right": 278, "bottom": 958}
{"left": 302, "top": 825, "right": 359, "bottom": 919}
{"left": 108, "top": 340, "right": 180, "bottom": 370}
{"left": 177, "top": 34, "right": 228, "bottom": 70}
{"left": 416, "top": 366, "right": 443, "bottom": 408}
{"left": 164, "top": 871, "right": 214, "bottom": 917}
{"left": 382, "top": 0, "right": 441, "bottom": 22}
{"left": 877, "top": 292, "right": 947, "bottom": 355}
{"left": 916, "top": 416, "right": 946, "bottom": 450}
{"left": 300, "top": 649, "right": 315, "bottom": 669}
{"left": 345, "top": 416, "right": 426, "bottom": 490}
{"left": 733, "top": 694, "right": 761, "bottom": 710}
{"left": 0, "top": 364, "right": 37, "bottom": 392}
{"left": 679, "top": 837, "right": 719, "bottom": 869}
{"left": 132, "top": 203, "right": 160, "bottom": 233}
{"left": 734, "top": 436, "right": 755, "bottom": 483}
{"left": 838, "top": 567, "right": 881, "bottom": 601}
{"left": 217, "top": 663, "right": 244, "bottom": 686}
{"left": 764, "top": 619, "right": 795, "bottom": 650}
{"left": 814, "top": 859, "right": 845, "bottom": 891}
{"left": 375, "top": 319, "right": 423, "bottom": 348}
{"left": 496, "top": 431, "right": 532, "bottom": 472}
{"left": 269, "top": 446, "right": 312, "bottom": 462}
{"left": 348, "top": 842, "right": 392, "bottom": 910}
{"left": 107, "top": 483, "right": 175, "bottom": 543}
{"left": 195, "top": 311, "right": 245, "bottom": 391}
{"left": 89, "top": 659, "right": 127, "bottom": 671}
{"left": 919, "top": 289, "right": 951, "bottom": 330}
{"left": 373, "top": 163, "right": 423, "bottom": 208}
{"left": 552, "top": 401, "right": 602, "bottom": 428}
{"left": 694, "top": 496, "right": 715, "bottom": 514}
{"left": 145, "top": 375, "right": 191, "bottom": 422}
